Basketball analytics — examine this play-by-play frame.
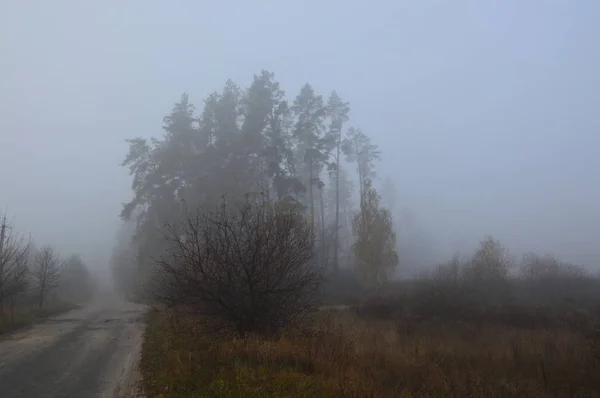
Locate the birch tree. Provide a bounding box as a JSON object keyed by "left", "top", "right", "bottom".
{"left": 351, "top": 186, "right": 399, "bottom": 289}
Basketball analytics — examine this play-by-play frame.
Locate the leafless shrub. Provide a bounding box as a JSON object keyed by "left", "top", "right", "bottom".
{"left": 0, "top": 224, "right": 31, "bottom": 323}
{"left": 152, "top": 199, "right": 325, "bottom": 337}
{"left": 33, "top": 245, "right": 64, "bottom": 309}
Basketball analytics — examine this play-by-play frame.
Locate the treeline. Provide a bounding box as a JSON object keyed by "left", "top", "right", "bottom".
{"left": 0, "top": 214, "right": 95, "bottom": 326}
{"left": 349, "top": 235, "right": 600, "bottom": 322}
{"left": 112, "top": 70, "right": 399, "bottom": 300}
{"left": 422, "top": 236, "right": 600, "bottom": 309}
{"left": 430, "top": 236, "right": 594, "bottom": 284}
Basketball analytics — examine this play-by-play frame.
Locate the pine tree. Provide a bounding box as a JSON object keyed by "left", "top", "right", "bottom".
{"left": 291, "top": 84, "right": 328, "bottom": 228}
{"left": 343, "top": 128, "right": 381, "bottom": 207}
{"left": 326, "top": 164, "right": 354, "bottom": 267}
{"left": 121, "top": 93, "right": 198, "bottom": 270}
{"left": 242, "top": 71, "right": 302, "bottom": 205}
{"left": 325, "top": 91, "right": 350, "bottom": 271}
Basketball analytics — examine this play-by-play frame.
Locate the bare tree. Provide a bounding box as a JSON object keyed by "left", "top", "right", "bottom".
{"left": 0, "top": 219, "right": 31, "bottom": 324}
{"left": 33, "top": 245, "right": 63, "bottom": 310}
{"left": 152, "top": 199, "right": 324, "bottom": 337}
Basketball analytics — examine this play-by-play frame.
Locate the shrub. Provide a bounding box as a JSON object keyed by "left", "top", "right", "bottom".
{"left": 151, "top": 199, "right": 325, "bottom": 337}
{"left": 463, "top": 235, "right": 514, "bottom": 281}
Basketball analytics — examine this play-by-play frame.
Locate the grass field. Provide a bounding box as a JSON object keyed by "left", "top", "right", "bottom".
{"left": 140, "top": 295, "right": 600, "bottom": 398}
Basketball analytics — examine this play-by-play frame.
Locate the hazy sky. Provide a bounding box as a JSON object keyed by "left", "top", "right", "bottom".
{"left": 1, "top": 1, "right": 599, "bottom": 270}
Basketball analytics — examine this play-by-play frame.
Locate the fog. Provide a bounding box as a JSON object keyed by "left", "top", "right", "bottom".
{"left": 1, "top": 1, "right": 599, "bottom": 274}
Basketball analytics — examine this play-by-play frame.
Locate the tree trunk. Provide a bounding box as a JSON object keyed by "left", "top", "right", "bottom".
{"left": 319, "top": 184, "right": 326, "bottom": 267}
{"left": 333, "top": 148, "right": 340, "bottom": 272}
{"left": 9, "top": 296, "right": 15, "bottom": 322}
{"left": 0, "top": 277, "right": 4, "bottom": 325}
{"left": 308, "top": 157, "right": 314, "bottom": 227}
{"left": 354, "top": 139, "right": 364, "bottom": 207}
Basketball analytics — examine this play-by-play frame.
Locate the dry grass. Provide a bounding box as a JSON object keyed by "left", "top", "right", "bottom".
{"left": 140, "top": 305, "right": 600, "bottom": 398}
{"left": 0, "top": 302, "right": 77, "bottom": 335}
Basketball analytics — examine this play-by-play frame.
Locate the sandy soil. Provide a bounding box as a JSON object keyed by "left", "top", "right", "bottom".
{"left": 0, "top": 293, "right": 147, "bottom": 398}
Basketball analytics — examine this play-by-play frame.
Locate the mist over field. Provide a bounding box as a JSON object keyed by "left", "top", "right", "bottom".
{"left": 2, "top": 2, "right": 600, "bottom": 397}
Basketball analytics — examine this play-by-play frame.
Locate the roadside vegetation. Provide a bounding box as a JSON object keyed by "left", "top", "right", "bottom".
{"left": 0, "top": 213, "right": 96, "bottom": 335}
{"left": 139, "top": 243, "right": 600, "bottom": 397}
{"left": 110, "top": 71, "right": 600, "bottom": 397}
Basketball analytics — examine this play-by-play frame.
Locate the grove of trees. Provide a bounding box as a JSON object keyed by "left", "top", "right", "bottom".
{"left": 0, "top": 214, "right": 95, "bottom": 325}
{"left": 111, "top": 70, "right": 400, "bottom": 334}
{"left": 108, "top": 70, "right": 600, "bottom": 339}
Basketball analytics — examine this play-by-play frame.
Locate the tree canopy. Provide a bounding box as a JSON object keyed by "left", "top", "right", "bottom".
{"left": 117, "top": 70, "right": 397, "bottom": 291}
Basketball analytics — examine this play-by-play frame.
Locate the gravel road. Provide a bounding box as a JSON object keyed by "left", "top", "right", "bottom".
{"left": 0, "top": 294, "right": 147, "bottom": 398}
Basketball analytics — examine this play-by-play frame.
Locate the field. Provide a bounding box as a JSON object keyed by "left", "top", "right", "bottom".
{"left": 140, "top": 280, "right": 600, "bottom": 398}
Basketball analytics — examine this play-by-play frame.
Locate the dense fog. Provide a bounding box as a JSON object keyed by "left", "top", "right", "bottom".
{"left": 1, "top": 1, "right": 598, "bottom": 279}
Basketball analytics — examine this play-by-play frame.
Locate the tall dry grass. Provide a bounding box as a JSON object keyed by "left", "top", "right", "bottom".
{"left": 141, "top": 304, "right": 600, "bottom": 398}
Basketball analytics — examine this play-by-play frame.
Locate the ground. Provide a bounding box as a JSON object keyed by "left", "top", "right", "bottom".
{"left": 141, "top": 302, "right": 600, "bottom": 398}
{"left": 0, "top": 294, "right": 146, "bottom": 398}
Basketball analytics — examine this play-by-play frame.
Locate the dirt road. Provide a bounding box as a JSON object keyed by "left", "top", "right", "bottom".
{"left": 0, "top": 294, "right": 147, "bottom": 398}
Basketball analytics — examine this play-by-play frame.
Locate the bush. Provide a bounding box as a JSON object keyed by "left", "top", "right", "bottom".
{"left": 353, "top": 244, "right": 600, "bottom": 330}
{"left": 151, "top": 199, "right": 325, "bottom": 337}
{"left": 463, "top": 236, "right": 514, "bottom": 281}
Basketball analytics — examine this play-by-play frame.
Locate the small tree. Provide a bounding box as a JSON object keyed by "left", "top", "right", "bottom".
{"left": 464, "top": 236, "right": 513, "bottom": 281}
{"left": 33, "top": 245, "right": 63, "bottom": 309}
{"left": 520, "top": 252, "right": 562, "bottom": 281}
{"left": 351, "top": 186, "right": 399, "bottom": 289}
{"left": 153, "top": 198, "right": 324, "bottom": 337}
{"left": 0, "top": 223, "right": 30, "bottom": 323}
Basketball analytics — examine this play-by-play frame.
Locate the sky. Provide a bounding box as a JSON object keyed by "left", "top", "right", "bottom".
{"left": 1, "top": 0, "right": 599, "bottom": 271}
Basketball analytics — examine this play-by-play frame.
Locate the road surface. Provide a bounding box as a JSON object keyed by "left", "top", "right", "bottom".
{"left": 0, "top": 294, "right": 146, "bottom": 398}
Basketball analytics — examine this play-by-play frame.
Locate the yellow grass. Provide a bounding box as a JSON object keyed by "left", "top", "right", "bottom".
{"left": 140, "top": 308, "right": 600, "bottom": 398}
